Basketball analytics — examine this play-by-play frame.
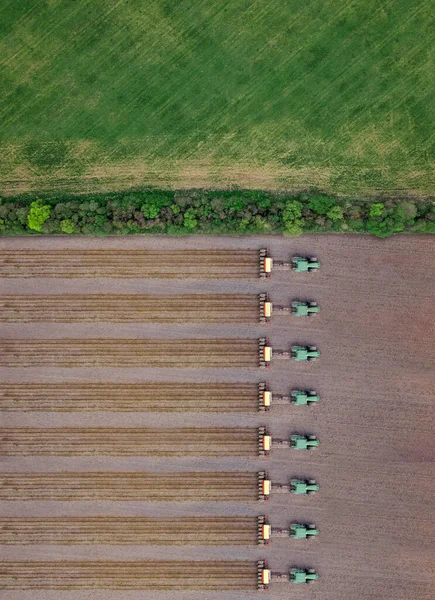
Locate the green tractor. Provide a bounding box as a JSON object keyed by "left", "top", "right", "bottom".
{"left": 291, "top": 300, "right": 320, "bottom": 317}
{"left": 291, "top": 345, "right": 320, "bottom": 361}
{"left": 292, "top": 256, "right": 320, "bottom": 273}
{"left": 290, "top": 434, "right": 319, "bottom": 450}
{"left": 290, "top": 568, "right": 319, "bottom": 584}
{"left": 290, "top": 523, "right": 319, "bottom": 540}
{"left": 290, "top": 478, "right": 319, "bottom": 495}
{"left": 291, "top": 389, "right": 319, "bottom": 406}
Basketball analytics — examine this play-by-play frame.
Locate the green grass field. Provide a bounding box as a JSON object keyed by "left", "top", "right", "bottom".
{"left": 1, "top": 0, "right": 434, "bottom": 196}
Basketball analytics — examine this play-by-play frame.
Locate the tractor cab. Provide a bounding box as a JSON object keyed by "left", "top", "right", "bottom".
{"left": 292, "top": 256, "right": 320, "bottom": 272}
{"left": 290, "top": 568, "right": 319, "bottom": 584}
{"left": 290, "top": 478, "right": 319, "bottom": 495}
{"left": 291, "top": 300, "right": 320, "bottom": 317}
{"left": 291, "top": 345, "right": 320, "bottom": 361}
{"left": 291, "top": 390, "right": 319, "bottom": 405}
{"left": 290, "top": 523, "right": 319, "bottom": 539}
{"left": 290, "top": 434, "right": 319, "bottom": 450}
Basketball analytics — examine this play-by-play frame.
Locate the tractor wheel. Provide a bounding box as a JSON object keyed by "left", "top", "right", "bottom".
{"left": 308, "top": 479, "right": 316, "bottom": 484}
{"left": 309, "top": 345, "right": 317, "bottom": 351}
{"left": 308, "top": 523, "right": 316, "bottom": 529}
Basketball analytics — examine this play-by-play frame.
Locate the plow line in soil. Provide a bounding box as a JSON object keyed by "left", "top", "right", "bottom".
{"left": 0, "top": 294, "right": 260, "bottom": 323}
{"left": 0, "top": 427, "right": 260, "bottom": 457}
{"left": 0, "top": 472, "right": 259, "bottom": 501}
{"left": 0, "top": 516, "right": 259, "bottom": 546}
{"left": 0, "top": 338, "right": 259, "bottom": 368}
{"left": 0, "top": 250, "right": 259, "bottom": 279}
{"left": 0, "top": 382, "right": 259, "bottom": 412}
{"left": 0, "top": 560, "right": 258, "bottom": 590}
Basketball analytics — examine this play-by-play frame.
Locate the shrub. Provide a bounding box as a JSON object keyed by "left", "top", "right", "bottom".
{"left": 27, "top": 199, "right": 51, "bottom": 231}
{"left": 327, "top": 205, "right": 344, "bottom": 221}
{"left": 369, "top": 203, "right": 384, "bottom": 217}
{"left": 141, "top": 194, "right": 171, "bottom": 219}
{"left": 60, "top": 219, "right": 75, "bottom": 234}
{"left": 282, "top": 200, "right": 303, "bottom": 235}
{"left": 308, "top": 195, "right": 335, "bottom": 215}
{"left": 183, "top": 208, "right": 198, "bottom": 229}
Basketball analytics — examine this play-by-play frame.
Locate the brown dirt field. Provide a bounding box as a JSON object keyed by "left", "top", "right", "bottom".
{"left": 0, "top": 516, "right": 260, "bottom": 546}
{"left": 0, "top": 560, "right": 258, "bottom": 590}
{"left": 0, "top": 294, "right": 260, "bottom": 323}
{"left": 0, "top": 471, "right": 260, "bottom": 502}
{"left": 0, "top": 249, "right": 259, "bottom": 278}
{"left": 0, "top": 234, "right": 434, "bottom": 600}
{"left": 0, "top": 338, "right": 260, "bottom": 368}
{"left": 0, "top": 427, "right": 261, "bottom": 457}
{"left": 0, "top": 382, "right": 260, "bottom": 412}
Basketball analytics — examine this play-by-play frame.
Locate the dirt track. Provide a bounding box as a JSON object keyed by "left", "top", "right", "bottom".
{"left": 0, "top": 516, "right": 259, "bottom": 546}
{"left": 0, "top": 338, "right": 259, "bottom": 368}
{"left": 0, "top": 294, "right": 260, "bottom": 323}
{"left": 0, "top": 234, "right": 434, "bottom": 600}
{"left": 1, "top": 427, "right": 260, "bottom": 456}
{"left": 0, "top": 382, "right": 260, "bottom": 412}
{"left": 0, "top": 560, "right": 258, "bottom": 590}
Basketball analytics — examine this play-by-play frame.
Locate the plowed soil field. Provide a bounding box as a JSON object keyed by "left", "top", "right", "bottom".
{"left": 0, "top": 516, "right": 259, "bottom": 546}
{"left": 0, "top": 294, "right": 260, "bottom": 323}
{"left": 0, "top": 382, "right": 260, "bottom": 412}
{"left": 0, "top": 234, "right": 434, "bottom": 600}
{"left": 0, "top": 250, "right": 259, "bottom": 279}
{"left": 0, "top": 471, "right": 259, "bottom": 502}
{"left": 0, "top": 427, "right": 260, "bottom": 457}
{"left": 0, "top": 560, "right": 258, "bottom": 590}
{"left": 0, "top": 338, "right": 259, "bottom": 368}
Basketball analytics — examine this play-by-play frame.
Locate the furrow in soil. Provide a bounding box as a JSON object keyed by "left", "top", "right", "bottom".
{"left": 0, "top": 382, "right": 259, "bottom": 412}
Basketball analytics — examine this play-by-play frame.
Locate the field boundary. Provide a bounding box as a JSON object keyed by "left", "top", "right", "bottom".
{"left": 0, "top": 188, "right": 433, "bottom": 237}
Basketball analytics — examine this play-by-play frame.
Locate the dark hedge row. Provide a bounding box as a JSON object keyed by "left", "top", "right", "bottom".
{"left": 0, "top": 189, "right": 434, "bottom": 237}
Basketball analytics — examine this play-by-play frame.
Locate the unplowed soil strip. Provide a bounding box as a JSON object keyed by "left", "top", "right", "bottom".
{"left": 0, "top": 382, "right": 259, "bottom": 412}
{"left": 0, "top": 250, "right": 259, "bottom": 279}
{"left": 0, "top": 472, "right": 259, "bottom": 501}
{"left": 0, "top": 560, "right": 258, "bottom": 590}
{"left": 1, "top": 427, "right": 259, "bottom": 457}
{"left": 0, "top": 294, "right": 259, "bottom": 323}
{"left": 0, "top": 338, "right": 259, "bottom": 368}
{"left": 0, "top": 517, "right": 259, "bottom": 546}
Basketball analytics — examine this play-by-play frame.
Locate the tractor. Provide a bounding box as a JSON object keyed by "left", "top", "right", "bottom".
{"left": 290, "top": 568, "right": 319, "bottom": 584}
{"left": 291, "top": 345, "right": 320, "bottom": 361}
{"left": 291, "top": 389, "right": 320, "bottom": 406}
{"left": 290, "top": 523, "right": 319, "bottom": 539}
{"left": 290, "top": 478, "right": 319, "bottom": 495}
{"left": 291, "top": 300, "right": 320, "bottom": 317}
{"left": 292, "top": 256, "right": 320, "bottom": 272}
{"left": 290, "top": 434, "right": 319, "bottom": 450}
